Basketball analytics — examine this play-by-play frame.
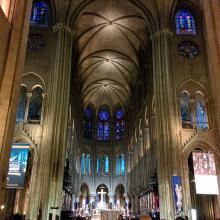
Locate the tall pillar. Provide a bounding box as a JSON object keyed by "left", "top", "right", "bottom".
{"left": 138, "top": 137, "right": 144, "bottom": 188}
{"left": 151, "top": 29, "right": 180, "bottom": 219}
{"left": 39, "top": 23, "right": 73, "bottom": 220}
{"left": 40, "top": 93, "right": 47, "bottom": 125}
{"left": 0, "top": 0, "right": 33, "bottom": 216}
{"left": 24, "top": 92, "right": 32, "bottom": 123}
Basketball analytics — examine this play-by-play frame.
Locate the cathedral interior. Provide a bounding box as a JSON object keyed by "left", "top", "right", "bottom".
{"left": 0, "top": 0, "right": 220, "bottom": 220}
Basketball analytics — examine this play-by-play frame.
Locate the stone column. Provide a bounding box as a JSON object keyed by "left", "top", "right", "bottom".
{"left": 151, "top": 29, "right": 181, "bottom": 219}
{"left": 138, "top": 137, "right": 144, "bottom": 188}
{"left": 143, "top": 127, "right": 150, "bottom": 186}
{"left": 24, "top": 93, "right": 32, "bottom": 123}
{"left": 38, "top": 24, "right": 73, "bottom": 220}
{"left": 0, "top": 0, "right": 33, "bottom": 213}
{"left": 40, "top": 93, "right": 47, "bottom": 125}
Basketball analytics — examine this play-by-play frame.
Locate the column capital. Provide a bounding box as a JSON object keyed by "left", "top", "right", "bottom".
{"left": 42, "top": 93, "right": 48, "bottom": 98}
{"left": 52, "top": 23, "right": 74, "bottom": 36}
{"left": 26, "top": 92, "right": 32, "bottom": 99}
{"left": 150, "top": 28, "right": 173, "bottom": 41}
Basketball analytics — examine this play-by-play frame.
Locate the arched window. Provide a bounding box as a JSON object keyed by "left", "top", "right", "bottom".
{"left": 116, "top": 154, "right": 125, "bottom": 176}
{"left": 96, "top": 156, "right": 102, "bottom": 175}
{"left": 30, "top": 1, "right": 49, "bottom": 27}
{"left": 103, "top": 155, "right": 109, "bottom": 175}
{"left": 80, "top": 153, "right": 86, "bottom": 174}
{"left": 115, "top": 108, "right": 125, "bottom": 140}
{"left": 80, "top": 153, "right": 90, "bottom": 175}
{"left": 16, "top": 86, "right": 27, "bottom": 123}
{"left": 175, "top": 9, "right": 196, "bottom": 35}
{"left": 195, "top": 93, "right": 208, "bottom": 130}
{"left": 97, "top": 108, "right": 110, "bottom": 141}
{"left": 85, "top": 154, "right": 90, "bottom": 175}
{"left": 83, "top": 107, "right": 93, "bottom": 140}
{"left": 180, "top": 92, "right": 193, "bottom": 128}
{"left": 28, "top": 87, "right": 43, "bottom": 123}
{"left": 121, "top": 154, "right": 125, "bottom": 175}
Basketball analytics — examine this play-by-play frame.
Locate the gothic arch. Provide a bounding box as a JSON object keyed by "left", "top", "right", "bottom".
{"left": 183, "top": 140, "right": 220, "bottom": 162}
{"left": 95, "top": 183, "right": 110, "bottom": 193}
{"left": 178, "top": 79, "right": 208, "bottom": 97}
{"left": 13, "top": 134, "right": 39, "bottom": 157}
{"left": 80, "top": 146, "right": 92, "bottom": 156}
{"left": 12, "top": 135, "right": 39, "bottom": 216}
{"left": 182, "top": 141, "right": 220, "bottom": 219}
{"left": 22, "top": 72, "right": 46, "bottom": 92}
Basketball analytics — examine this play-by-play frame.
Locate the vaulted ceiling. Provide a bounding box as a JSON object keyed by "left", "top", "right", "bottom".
{"left": 75, "top": 0, "right": 148, "bottom": 113}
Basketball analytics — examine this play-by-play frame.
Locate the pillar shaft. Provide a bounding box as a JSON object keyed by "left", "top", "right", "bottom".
{"left": 38, "top": 24, "right": 73, "bottom": 220}
{"left": 151, "top": 29, "right": 180, "bottom": 219}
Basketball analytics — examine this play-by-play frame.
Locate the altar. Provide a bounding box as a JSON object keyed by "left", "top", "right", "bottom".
{"left": 101, "top": 210, "right": 122, "bottom": 220}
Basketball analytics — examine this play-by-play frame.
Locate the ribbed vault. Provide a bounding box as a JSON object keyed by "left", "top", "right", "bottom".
{"left": 75, "top": 0, "right": 148, "bottom": 113}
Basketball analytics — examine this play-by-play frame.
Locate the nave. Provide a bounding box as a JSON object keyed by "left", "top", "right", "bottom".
{"left": 0, "top": 0, "right": 220, "bottom": 220}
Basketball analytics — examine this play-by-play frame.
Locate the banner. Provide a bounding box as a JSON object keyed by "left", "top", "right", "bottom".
{"left": 192, "top": 151, "right": 219, "bottom": 195}
{"left": 172, "top": 176, "right": 183, "bottom": 215}
{"left": 7, "top": 144, "right": 29, "bottom": 188}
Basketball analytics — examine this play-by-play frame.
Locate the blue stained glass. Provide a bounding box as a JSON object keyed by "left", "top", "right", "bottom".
{"left": 196, "top": 102, "right": 208, "bottom": 130}
{"left": 85, "top": 154, "right": 90, "bottom": 175}
{"left": 98, "top": 110, "right": 110, "bottom": 121}
{"left": 103, "top": 122, "right": 110, "bottom": 140}
{"left": 30, "top": 1, "right": 49, "bottom": 27}
{"left": 104, "top": 155, "right": 109, "bottom": 174}
{"left": 115, "top": 108, "right": 125, "bottom": 140}
{"left": 80, "top": 154, "right": 85, "bottom": 174}
{"left": 121, "top": 155, "right": 125, "bottom": 175}
{"left": 116, "top": 108, "right": 124, "bottom": 119}
{"left": 175, "top": 9, "right": 196, "bottom": 35}
{"left": 97, "top": 109, "right": 110, "bottom": 141}
{"left": 96, "top": 157, "right": 101, "bottom": 175}
{"left": 84, "top": 107, "right": 93, "bottom": 140}
{"left": 85, "top": 107, "right": 93, "bottom": 119}
{"left": 115, "top": 154, "right": 125, "bottom": 176}
{"left": 97, "top": 122, "right": 104, "bottom": 140}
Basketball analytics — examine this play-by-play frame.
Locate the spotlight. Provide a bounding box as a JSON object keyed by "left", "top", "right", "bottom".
{"left": 0, "top": 205, "right": 4, "bottom": 210}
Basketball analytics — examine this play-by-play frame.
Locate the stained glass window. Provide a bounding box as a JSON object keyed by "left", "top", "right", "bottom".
{"left": 97, "top": 109, "right": 110, "bottom": 141}
{"left": 115, "top": 108, "right": 125, "bottom": 140}
{"left": 116, "top": 154, "right": 125, "bottom": 176}
{"left": 85, "top": 154, "right": 90, "bottom": 175}
{"left": 16, "top": 86, "right": 27, "bottom": 123}
{"left": 84, "top": 107, "right": 93, "bottom": 140}
{"left": 96, "top": 156, "right": 102, "bottom": 175}
{"left": 175, "top": 9, "right": 196, "bottom": 35}
{"left": 30, "top": 1, "right": 49, "bottom": 27}
{"left": 80, "top": 154, "right": 85, "bottom": 174}
{"left": 121, "top": 154, "right": 125, "bottom": 175}
{"left": 103, "top": 155, "right": 109, "bottom": 175}
{"left": 195, "top": 93, "right": 208, "bottom": 130}
{"left": 180, "top": 92, "right": 193, "bottom": 129}
{"left": 80, "top": 153, "right": 90, "bottom": 175}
